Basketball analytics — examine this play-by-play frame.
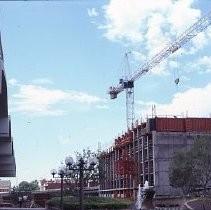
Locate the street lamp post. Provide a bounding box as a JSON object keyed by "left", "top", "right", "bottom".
{"left": 65, "top": 156, "right": 97, "bottom": 210}
{"left": 78, "top": 158, "right": 84, "bottom": 210}
{"left": 51, "top": 166, "right": 71, "bottom": 210}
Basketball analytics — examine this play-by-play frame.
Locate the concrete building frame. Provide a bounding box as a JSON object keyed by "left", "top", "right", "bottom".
{"left": 0, "top": 33, "right": 16, "bottom": 177}
{"left": 99, "top": 117, "right": 211, "bottom": 198}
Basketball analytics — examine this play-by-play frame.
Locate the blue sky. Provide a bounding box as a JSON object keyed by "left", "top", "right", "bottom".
{"left": 0, "top": 0, "right": 211, "bottom": 185}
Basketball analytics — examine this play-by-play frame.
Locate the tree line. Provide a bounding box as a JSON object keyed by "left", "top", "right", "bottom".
{"left": 169, "top": 136, "right": 211, "bottom": 195}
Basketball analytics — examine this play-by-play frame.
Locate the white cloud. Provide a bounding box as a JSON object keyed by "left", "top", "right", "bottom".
{"left": 101, "top": 0, "right": 149, "bottom": 43}
{"left": 167, "top": 0, "right": 201, "bottom": 35}
{"left": 132, "top": 51, "right": 146, "bottom": 63}
{"left": 32, "top": 78, "right": 53, "bottom": 85}
{"left": 8, "top": 78, "right": 18, "bottom": 86}
{"left": 101, "top": 0, "right": 200, "bottom": 46}
{"left": 137, "top": 83, "right": 211, "bottom": 117}
{"left": 169, "top": 60, "right": 178, "bottom": 69}
{"left": 66, "top": 90, "right": 101, "bottom": 104}
{"left": 9, "top": 81, "right": 104, "bottom": 116}
{"left": 206, "top": 27, "right": 211, "bottom": 40}
{"left": 96, "top": 104, "right": 109, "bottom": 109}
{"left": 184, "top": 56, "right": 211, "bottom": 74}
{"left": 100, "top": 0, "right": 206, "bottom": 74}
{"left": 184, "top": 31, "right": 209, "bottom": 55}
{"left": 58, "top": 134, "right": 72, "bottom": 145}
{"left": 87, "top": 8, "right": 98, "bottom": 17}
{"left": 197, "top": 56, "right": 211, "bottom": 73}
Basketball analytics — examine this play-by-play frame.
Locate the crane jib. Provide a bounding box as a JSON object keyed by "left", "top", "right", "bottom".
{"left": 108, "top": 10, "right": 211, "bottom": 128}
{"left": 109, "top": 10, "right": 211, "bottom": 94}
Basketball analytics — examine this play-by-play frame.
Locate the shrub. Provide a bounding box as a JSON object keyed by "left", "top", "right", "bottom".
{"left": 46, "top": 196, "right": 133, "bottom": 209}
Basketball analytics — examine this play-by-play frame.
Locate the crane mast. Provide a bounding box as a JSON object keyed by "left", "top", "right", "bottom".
{"left": 108, "top": 11, "right": 211, "bottom": 129}
{"left": 124, "top": 52, "right": 135, "bottom": 131}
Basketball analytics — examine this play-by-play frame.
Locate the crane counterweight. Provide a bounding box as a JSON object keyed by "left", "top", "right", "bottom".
{"left": 110, "top": 91, "right": 118, "bottom": 99}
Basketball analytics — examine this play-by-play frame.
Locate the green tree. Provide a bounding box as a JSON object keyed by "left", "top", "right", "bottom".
{"left": 77, "top": 148, "right": 99, "bottom": 185}
{"left": 64, "top": 148, "right": 99, "bottom": 195}
{"left": 169, "top": 148, "right": 199, "bottom": 195}
{"left": 169, "top": 137, "right": 211, "bottom": 195}
{"left": 11, "top": 180, "right": 39, "bottom": 203}
{"left": 191, "top": 137, "right": 211, "bottom": 194}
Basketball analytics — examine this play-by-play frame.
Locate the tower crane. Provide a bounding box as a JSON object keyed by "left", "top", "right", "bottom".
{"left": 108, "top": 11, "right": 211, "bottom": 130}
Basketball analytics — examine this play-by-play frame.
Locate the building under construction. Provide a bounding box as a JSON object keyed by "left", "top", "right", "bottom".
{"left": 99, "top": 117, "right": 211, "bottom": 198}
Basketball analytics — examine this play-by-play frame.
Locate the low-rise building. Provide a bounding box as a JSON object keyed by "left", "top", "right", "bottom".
{"left": 0, "top": 180, "right": 11, "bottom": 194}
